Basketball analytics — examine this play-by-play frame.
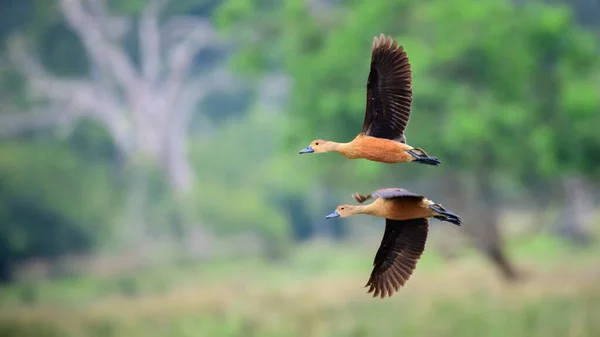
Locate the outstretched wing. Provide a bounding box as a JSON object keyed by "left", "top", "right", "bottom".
{"left": 362, "top": 34, "right": 413, "bottom": 143}
{"left": 366, "top": 218, "right": 429, "bottom": 298}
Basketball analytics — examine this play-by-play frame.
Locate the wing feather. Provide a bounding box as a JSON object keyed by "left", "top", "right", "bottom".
{"left": 353, "top": 188, "right": 423, "bottom": 203}
{"left": 365, "top": 218, "right": 429, "bottom": 298}
{"left": 362, "top": 34, "right": 413, "bottom": 143}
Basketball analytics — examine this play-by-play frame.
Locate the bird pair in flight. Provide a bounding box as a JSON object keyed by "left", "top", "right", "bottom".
{"left": 298, "top": 34, "right": 462, "bottom": 299}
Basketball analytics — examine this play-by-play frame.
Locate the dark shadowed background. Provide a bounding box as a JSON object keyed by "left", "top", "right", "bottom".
{"left": 0, "top": 0, "right": 599, "bottom": 336}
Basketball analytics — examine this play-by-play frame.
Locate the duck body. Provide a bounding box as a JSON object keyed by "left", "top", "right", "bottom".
{"left": 301, "top": 134, "right": 439, "bottom": 165}
{"left": 340, "top": 134, "right": 414, "bottom": 163}
{"left": 326, "top": 187, "right": 462, "bottom": 298}
{"left": 365, "top": 196, "right": 435, "bottom": 220}
{"left": 299, "top": 34, "right": 441, "bottom": 166}
{"left": 350, "top": 188, "right": 462, "bottom": 225}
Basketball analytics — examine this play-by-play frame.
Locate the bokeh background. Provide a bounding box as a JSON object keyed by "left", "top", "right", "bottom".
{"left": 1, "top": 0, "right": 600, "bottom": 336}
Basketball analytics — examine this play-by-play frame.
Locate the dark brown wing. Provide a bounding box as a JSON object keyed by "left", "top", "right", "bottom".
{"left": 366, "top": 218, "right": 429, "bottom": 298}
{"left": 353, "top": 188, "right": 423, "bottom": 204}
{"left": 362, "top": 34, "right": 413, "bottom": 143}
{"left": 372, "top": 188, "right": 422, "bottom": 200}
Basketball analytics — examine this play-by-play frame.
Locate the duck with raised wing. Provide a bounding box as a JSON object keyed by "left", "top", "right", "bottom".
{"left": 298, "top": 34, "right": 440, "bottom": 166}
{"left": 325, "top": 188, "right": 461, "bottom": 298}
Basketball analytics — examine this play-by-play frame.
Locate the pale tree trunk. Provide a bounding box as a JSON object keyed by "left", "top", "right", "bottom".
{"left": 471, "top": 167, "right": 519, "bottom": 281}
{"left": 553, "top": 175, "right": 595, "bottom": 246}
{"left": 434, "top": 170, "right": 519, "bottom": 281}
{"left": 430, "top": 172, "right": 466, "bottom": 261}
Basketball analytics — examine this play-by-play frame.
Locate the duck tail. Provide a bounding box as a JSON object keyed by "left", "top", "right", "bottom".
{"left": 430, "top": 203, "right": 461, "bottom": 226}
{"left": 353, "top": 193, "right": 372, "bottom": 203}
{"left": 407, "top": 149, "right": 441, "bottom": 166}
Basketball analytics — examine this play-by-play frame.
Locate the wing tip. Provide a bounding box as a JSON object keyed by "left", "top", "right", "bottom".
{"left": 363, "top": 218, "right": 431, "bottom": 300}
{"left": 372, "top": 33, "right": 403, "bottom": 52}
{"left": 365, "top": 277, "right": 396, "bottom": 299}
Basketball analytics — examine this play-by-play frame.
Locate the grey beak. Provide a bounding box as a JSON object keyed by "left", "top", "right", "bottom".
{"left": 325, "top": 210, "right": 340, "bottom": 219}
{"left": 299, "top": 145, "right": 315, "bottom": 154}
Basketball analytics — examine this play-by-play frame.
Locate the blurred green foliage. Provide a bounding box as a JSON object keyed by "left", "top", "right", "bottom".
{"left": 1, "top": 291, "right": 597, "bottom": 337}
{"left": 216, "top": 0, "right": 600, "bottom": 183}
{"left": 0, "top": 137, "right": 123, "bottom": 281}
{"left": 0, "top": 0, "right": 599, "bottom": 285}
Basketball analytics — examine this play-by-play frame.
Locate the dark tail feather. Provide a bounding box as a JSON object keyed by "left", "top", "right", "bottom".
{"left": 414, "top": 157, "right": 441, "bottom": 166}
{"left": 353, "top": 193, "right": 371, "bottom": 203}
{"left": 430, "top": 204, "right": 461, "bottom": 226}
{"left": 434, "top": 215, "right": 461, "bottom": 226}
{"left": 407, "top": 150, "right": 441, "bottom": 166}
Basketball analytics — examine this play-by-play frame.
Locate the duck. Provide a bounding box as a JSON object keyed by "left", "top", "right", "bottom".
{"left": 325, "top": 187, "right": 461, "bottom": 298}
{"left": 298, "top": 34, "right": 440, "bottom": 166}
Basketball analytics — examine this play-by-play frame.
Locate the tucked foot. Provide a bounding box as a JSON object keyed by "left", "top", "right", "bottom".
{"left": 407, "top": 149, "right": 441, "bottom": 166}
{"left": 430, "top": 204, "right": 462, "bottom": 226}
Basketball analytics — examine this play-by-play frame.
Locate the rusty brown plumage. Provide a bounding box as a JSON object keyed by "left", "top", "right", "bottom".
{"left": 298, "top": 34, "right": 440, "bottom": 166}
{"left": 350, "top": 187, "right": 461, "bottom": 223}
{"left": 366, "top": 218, "right": 429, "bottom": 298}
{"left": 339, "top": 135, "right": 416, "bottom": 163}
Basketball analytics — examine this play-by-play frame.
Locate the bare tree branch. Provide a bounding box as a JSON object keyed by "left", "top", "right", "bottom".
{"left": 6, "top": 37, "right": 45, "bottom": 76}
{"left": 5, "top": 0, "right": 231, "bottom": 196}
{"left": 87, "top": 0, "right": 131, "bottom": 41}
{"left": 162, "top": 17, "right": 215, "bottom": 104}
{"left": 59, "top": 0, "right": 140, "bottom": 93}
{"left": 7, "top": 34, "right": 133, "bottom": 153}
{"left": 0, "top": 105, "right": 76, "bottom": 138}
{"left": 140, "top": 0, "right": 166, "bottom": 84}
{"left": 9, "top": 74, "right": 131, "bottom": 152}
{"left": 87, "top": 0, "right": 108, "bottom": 15}
{"left": 9, "top": 36, "right": 97, "bottom": 110}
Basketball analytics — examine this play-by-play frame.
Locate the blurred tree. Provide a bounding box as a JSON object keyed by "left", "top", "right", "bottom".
{"left": 0, "top": 1, "right": 121, "bottom": 282}
{"left": 4, "top": 0, "right": 235, "bottom": 196}
{"left": 0, "top": 0, "right": 248, "bottom": 280}
{"left": 0, "top": 0, "right": 248, "bottom": 249}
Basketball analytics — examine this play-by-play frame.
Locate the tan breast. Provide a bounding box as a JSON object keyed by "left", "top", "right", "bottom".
{"left": 373, "top": 198, "right": 432, "bottom": 220}
{"left": 346, "top": 135, "right": 412, "bottom": 163}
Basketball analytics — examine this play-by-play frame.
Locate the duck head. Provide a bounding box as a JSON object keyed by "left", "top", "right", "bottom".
{"left": 325, "top": 205, "right": 363, "bottom": 219}
{"left": 299, "top": 139, "right": 335, "bottom": 154}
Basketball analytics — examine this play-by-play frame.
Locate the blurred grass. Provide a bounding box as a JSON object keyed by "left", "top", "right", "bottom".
{"left": 0, "top": 234, "right": 599, "bottom": 337}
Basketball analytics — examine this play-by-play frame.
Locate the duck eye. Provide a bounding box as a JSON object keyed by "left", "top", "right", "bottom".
{"left": 340, "top": 207, "right": 345, "bottom": 210}
{"left": 315, "top": 142, "right": 320, "bottom": 146}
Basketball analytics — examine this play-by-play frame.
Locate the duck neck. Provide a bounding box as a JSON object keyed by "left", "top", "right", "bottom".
{"left": 351, "top": 203, "right": 376, "bottom": 216}
{"left": 329, "top": 141, "right": 351, "bottom": 156}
